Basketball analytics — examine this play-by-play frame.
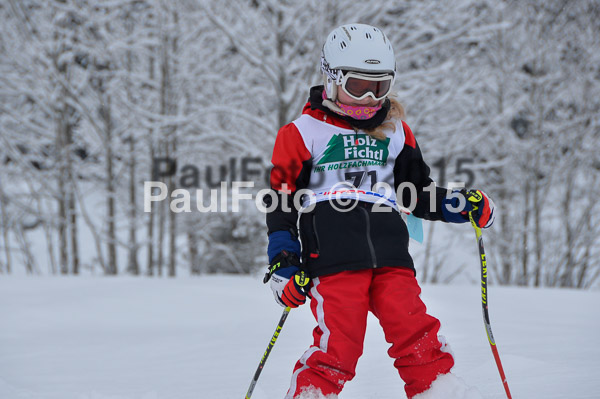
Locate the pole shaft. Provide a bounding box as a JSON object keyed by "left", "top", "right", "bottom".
{"left": 245, "top": 306, "right": 291, "bottom": 399}
{"left": 469, "top": 215, "right": 513, "bottom": 399}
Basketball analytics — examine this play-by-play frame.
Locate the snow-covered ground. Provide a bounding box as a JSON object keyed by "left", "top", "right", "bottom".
{"left": 0, "top": 275, "right": 598, "bottom": 399}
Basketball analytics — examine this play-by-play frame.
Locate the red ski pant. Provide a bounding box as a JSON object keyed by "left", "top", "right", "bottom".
{"left": 285, "top": 267, "right": 454, "bottom": 399}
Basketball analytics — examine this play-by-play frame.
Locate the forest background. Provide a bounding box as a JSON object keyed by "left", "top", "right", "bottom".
{"left": 1, "top": 0, "right": 599, "bottom": 289}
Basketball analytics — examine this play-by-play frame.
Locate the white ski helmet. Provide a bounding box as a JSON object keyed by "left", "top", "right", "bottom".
{"left": 321, "top": 23, "right": 396, "bottom": 101}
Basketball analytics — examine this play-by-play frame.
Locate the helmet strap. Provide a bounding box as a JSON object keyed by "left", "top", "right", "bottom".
{"left": 322, "top": 75, "right": 342, "bottom": 114}
{"left": 323, "top": 74, "right": 338, "bottom": 102}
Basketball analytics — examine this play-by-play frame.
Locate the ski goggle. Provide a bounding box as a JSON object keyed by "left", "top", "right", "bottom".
{"left": 338, "top": 71, "right": 395, "bottom": 101}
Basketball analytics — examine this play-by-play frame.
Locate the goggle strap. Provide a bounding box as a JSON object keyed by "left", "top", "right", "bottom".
{"left": 335, "top": 70, "right": 343, "bottom": 85}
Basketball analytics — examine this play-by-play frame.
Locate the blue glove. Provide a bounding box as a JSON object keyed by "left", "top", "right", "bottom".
{"left": 442, "top": 189, "right": 496, "bottom": 228}
{"left": 464, "top": 189, "right": 495, "bottom": 228}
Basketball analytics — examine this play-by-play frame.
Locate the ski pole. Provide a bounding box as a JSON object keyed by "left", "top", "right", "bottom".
{"left": 467, "top": 193, "right": 513, "bottom": 399}
{"left": 245, "top": 306, "right": 291, "bottom": 399}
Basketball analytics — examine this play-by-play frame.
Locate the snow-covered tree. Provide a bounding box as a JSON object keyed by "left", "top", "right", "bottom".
{"left": 1, "top": 0, "right": 598, "bottom": 288}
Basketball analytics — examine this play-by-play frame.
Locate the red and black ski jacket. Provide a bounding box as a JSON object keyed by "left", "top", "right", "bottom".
{"left": 266, "top": 86, "right": 452, "bottom": 278}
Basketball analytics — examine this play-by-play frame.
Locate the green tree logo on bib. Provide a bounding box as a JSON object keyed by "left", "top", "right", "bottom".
{"left": 318, "top": 133, "right": 390, "bottom": 165}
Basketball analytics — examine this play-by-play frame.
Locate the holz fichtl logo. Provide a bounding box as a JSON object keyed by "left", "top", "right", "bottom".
{"left": 317, "top": 133, "right": 390, "bottom": 166}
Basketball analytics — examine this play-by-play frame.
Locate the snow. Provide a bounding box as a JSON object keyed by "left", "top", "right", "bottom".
{"left": 0, "top": 275, "right": 599, "bottom": 399}
{"left": 295, "top": 387, "right": 338, "bottom": 399}
{"left": 413, "top": 374, "right": 483, "bottom": 399}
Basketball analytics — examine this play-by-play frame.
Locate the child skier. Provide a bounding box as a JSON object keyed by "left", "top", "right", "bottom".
{"left": 264, "top": 23, "right": 495, "bottom": 399}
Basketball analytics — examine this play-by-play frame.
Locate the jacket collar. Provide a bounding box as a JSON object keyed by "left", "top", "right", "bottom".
{"left": 301, "top": 102, "right": 353, "bottom": 129}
